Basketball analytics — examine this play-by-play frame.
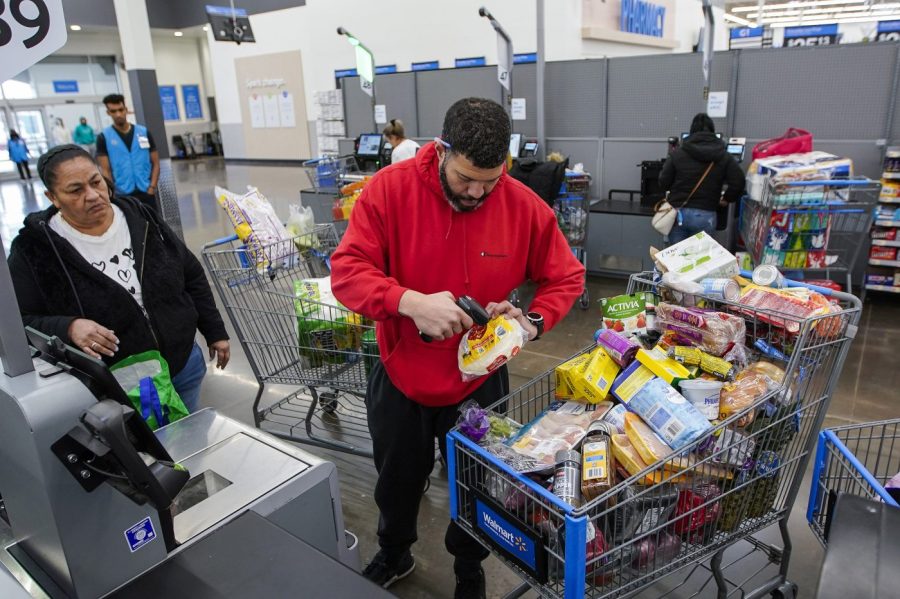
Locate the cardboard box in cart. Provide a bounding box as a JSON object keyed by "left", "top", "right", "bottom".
{"left": 652, "top": 232, "right": 740, "bottom": 282}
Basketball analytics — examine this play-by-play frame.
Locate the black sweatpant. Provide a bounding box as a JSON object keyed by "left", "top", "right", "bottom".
{"left": 15, "top": 161, "right": 31, "bottom": 180}
{"left": 366, "top": 360, "right": 509, "bottom": 573}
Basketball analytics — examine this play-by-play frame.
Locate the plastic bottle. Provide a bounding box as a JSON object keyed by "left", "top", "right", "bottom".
{"left": 552, "top": 450, "right": 582, "bottom": 508}
{"left": 581, "top": 421, "right": 616, "bottom": 503}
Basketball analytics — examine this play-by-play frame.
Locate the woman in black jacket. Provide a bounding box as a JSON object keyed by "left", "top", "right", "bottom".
{"left": 7, "top": 144, "right": 230, "bottom": 412}
{"left": 659, "top": 113, "right": 746, "bottom": 245}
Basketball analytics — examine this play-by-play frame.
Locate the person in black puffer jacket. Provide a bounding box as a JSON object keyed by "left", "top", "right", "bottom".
{"left": 659, "top": 113, "right": 746, "bottom": 245}
{"left": 7, "top": 144, "right": 229, "bottom": 412}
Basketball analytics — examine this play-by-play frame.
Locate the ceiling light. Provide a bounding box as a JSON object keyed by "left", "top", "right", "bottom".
{"left": 724, "top": 13, "right": 755, "bottom": 27}
{"left": 764, "top": 13, "right": 900, "bottom": 26}
{"left": 69, "top": 24, "right": 81, "bottom": 31}
{"left": 733, "top": 0, "right": 866, "bottom": 13}
{"left": 174, "top": 31, "right": 184, "bottom": 37}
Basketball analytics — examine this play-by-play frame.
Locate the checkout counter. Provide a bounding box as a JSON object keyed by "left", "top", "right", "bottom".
{"left": 0, "top": 267, "right": 386, "bottom": 597}
{"left": 585, "top": 136, "right": 746, "bottom": 275}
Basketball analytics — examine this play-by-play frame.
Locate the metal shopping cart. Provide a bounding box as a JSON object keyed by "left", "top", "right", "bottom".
{"left": 447, "top": 271, "right": 861, "bottom": 599}
{"left": 201, "top": 224, "right": 377, "bottom": 457}
{"left": 558, "top": 172, "right": 592, "bottom": 310}
{"left": 740, "top": 178, "right": 879, "bottom": 293}
{"left": 301, "top": 155, "right": 361, "bottom": 192}
{"left": 807, "top": 418, "right": 899, "bottom": 545}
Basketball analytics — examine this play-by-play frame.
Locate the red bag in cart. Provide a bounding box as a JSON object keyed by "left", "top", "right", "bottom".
{"left": 751, "top": 128, "right": 813, "bottom": 161}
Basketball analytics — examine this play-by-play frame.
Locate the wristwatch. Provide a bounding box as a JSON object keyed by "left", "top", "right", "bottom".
{"left": 526, "top": 312, "right": 544, "bottom": 340}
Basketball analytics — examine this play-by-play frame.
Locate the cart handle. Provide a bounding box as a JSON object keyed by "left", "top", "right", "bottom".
{"left": 202, "top": 233, "right": 240, "bottom": 250}
{"left": 806, "top": 429, "right": 899, "bottom": 526}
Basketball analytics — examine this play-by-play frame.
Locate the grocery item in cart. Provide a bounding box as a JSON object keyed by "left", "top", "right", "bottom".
{"left": 654, "top": 303, "right": 746, "bottom": 357}
{"left": 456, "top": 400, "right": 521, "bottom": 445}
{"left": 555, "top": 353, "right": 592, "bottom": 399}
{"left": 604, "top": 483, "right": 679, "bottom": 544}
{"left": 699, "top": 278, "right": 740, "bottom": 302}
{"left": 570, "top": 347, "right": 620, "bottom": 403}
{"left": 697, "top": 427, "right": 756, "bottom": 468}
{"left": 581, "top": 421, "right": 616, "bottom": 503}
{"left": 458, "top": 315, "right": 527, "bottom": 381}
{"left": 737, "top": 284, "right": 842, "bottom": 336}
{"left": 719, "top": 373, "right": 769, "bottom": 427}
{"left": 624, "top": 412, "right": 675, "bottom": 465}
{"left": 635, "top": 346, "right": 692, "bottom": 385}
{"left": 600, "top": 293, "right": 648, "bottom": 333}
{"left": 672, "top": 483, "right": 721, "bottom": 542}
{"left": 719, "top": 451, "right": 782, "bottom": 532}
{"left": 631, "top": 531, "right": 683, "bottom": 571}
{"left": 612, "top": 362, "right": 713, "bottom": 448}
{"left": 651, "top": 232, "right": 740, "bottom": 282}
{"left": 602, "top": 404, "right": 628, "bottom": 434}
{"left": 594, "top": 328, "right": 640, "bottom": 368}
{"left": 216, "top": 185, "right": 292, "bottom": 271}
{"left": 552, "top": 450, "right": 583, "bottom": 507}
{"left": 507, "top": 401, "right": 612, "bottom": 470}
{"left": 294, "top": 277, "right": 364, "bottom": 365}
{"left": 678, "top": 378, "right": 723, "bottom": 420}
{"left": 611, "top": 434, "right": 664, "bottom": 485}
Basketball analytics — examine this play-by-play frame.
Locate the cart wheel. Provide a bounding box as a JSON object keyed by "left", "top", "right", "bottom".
{"left": 579, "top": 289, "right": 590, "bottom": 310}
{"left": 770, "top": 582, "right": 798, "bottom": 599}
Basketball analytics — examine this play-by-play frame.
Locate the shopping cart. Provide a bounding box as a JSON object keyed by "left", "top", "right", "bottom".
{"left": 558, "top": 172, "right": 592, "bottom": 310}
{"left": 447, "top": 271, "right": 861, "bottom": 599}
{"left": 740, "top": 177, "right": 879, "bottom": 293}
{"left": 301, "top": 155, "right": 361, "bottom": 192}
{"left": 807, "top": 418, "right": 899, "bottom": 545}
{"left": 201, "top": 224, "right": 377, "bottom": 457}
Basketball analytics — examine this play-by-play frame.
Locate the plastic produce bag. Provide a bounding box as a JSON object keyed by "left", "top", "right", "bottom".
{"left": 458, "top": 315, "right": 528, "bottom": 381}
{"left": 111, "top": 350, "right": 189, "bottom": 430}
{"left": 286, "top": 202, "right": 318, "bottom": 250}
{"left": 456, "top": 399, "right": 521, "bottom": 445}
{"left": 294, "top": 277, "right": 364, "bottom": 366}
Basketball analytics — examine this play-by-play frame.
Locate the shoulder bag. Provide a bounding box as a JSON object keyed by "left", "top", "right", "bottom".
{"left": 652, "top": 161, "right": 715, "bottom": 236}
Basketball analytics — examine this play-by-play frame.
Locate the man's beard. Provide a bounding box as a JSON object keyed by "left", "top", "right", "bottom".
{"left": 439, "top": 159, "right": 489, "bottom": 212}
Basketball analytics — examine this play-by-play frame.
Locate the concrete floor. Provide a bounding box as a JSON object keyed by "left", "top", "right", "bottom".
{"left": 2, "top": 157, "right": 897, "bottom": 598}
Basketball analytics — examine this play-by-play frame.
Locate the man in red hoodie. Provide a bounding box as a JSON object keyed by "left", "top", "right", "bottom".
{"left": 331, "top": 98, "right": 585, "bottom": 598}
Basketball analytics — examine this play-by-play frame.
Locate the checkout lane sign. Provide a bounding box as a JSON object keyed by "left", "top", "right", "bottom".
{"left": 877, "top": 20, "right": 900, "bottom": 42}
{"left": 783, "top": 24, "right": 838, "bottom": 47}
{"left": 125, "top": 517, "right": 157, "bottom": 552}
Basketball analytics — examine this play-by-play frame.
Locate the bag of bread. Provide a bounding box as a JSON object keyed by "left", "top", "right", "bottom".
{"left": 719, "top": 374, "right": 769, "bottom": 427}
{"left": 458, "top": 315, "right": 527, "bottom": 381}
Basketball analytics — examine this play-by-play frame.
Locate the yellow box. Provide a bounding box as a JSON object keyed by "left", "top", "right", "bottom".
{"left": 636, "top": 347, "right": 692, "bottom": 385}
{"left": 571, "top": 347, "right": 621, "bottom": 403}
{"left": 554, "top": 353, "right": 591, "bottom": 399}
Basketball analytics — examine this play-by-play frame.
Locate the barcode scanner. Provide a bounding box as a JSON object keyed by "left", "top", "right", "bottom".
{"left": 419, "top": 295, "right": 490, "bottom": 343}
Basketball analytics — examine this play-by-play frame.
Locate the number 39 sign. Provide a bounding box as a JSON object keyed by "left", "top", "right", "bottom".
{"left": 0, "top": 0, "right": 67, "bottom": 83}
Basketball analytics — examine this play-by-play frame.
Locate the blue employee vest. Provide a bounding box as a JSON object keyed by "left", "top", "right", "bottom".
{"left": 8, "top": 139, "right": 28, "bottom": 163}
{"left": 104, "top": 124, "right": 151, "bottom": 194}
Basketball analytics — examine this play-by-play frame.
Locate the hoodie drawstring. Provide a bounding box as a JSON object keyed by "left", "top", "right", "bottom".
{"left": 39, "top": 220, "right": 86, "bottom": 317}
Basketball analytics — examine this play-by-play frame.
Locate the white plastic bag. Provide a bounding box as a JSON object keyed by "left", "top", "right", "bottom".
{"left": 287, "top": 202, "right": 315, "bottom": 238}
{"left": 458, "top": 316, "right": 528, "bottom": 381}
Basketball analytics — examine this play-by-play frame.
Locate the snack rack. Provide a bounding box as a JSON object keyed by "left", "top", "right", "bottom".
{"left": 201, "top": 224, "right": 377, "bottom": 457}
{"left": 807, "top": 418, "right": 899, "bottom": 545}
{"left": 447, "top": 271, "right": 861, "bottom": 599}
{"left": 740, "top": 178, "right": 879, "bottom": 293}
{"left": 557, "top": 171, "right": 592, "bottom": 310}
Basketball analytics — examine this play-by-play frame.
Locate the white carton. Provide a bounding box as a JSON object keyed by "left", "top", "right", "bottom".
{"left": 652, "top": 232, "right": 739, "bottom": 282}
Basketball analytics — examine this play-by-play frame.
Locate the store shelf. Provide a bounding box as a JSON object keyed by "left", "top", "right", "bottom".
{"left": 869, "top": 259, "right": 900, "bottom": 267}
{"left": 883, "top": 172, "right": 900, "bottom": 180}
{"left": 880, "top": 197, "right": 900, "bottom": 204}
{"left": 865, "top": 284, "right": 900, "bottom": 294}
{"left": 872, "top": 239, "right": 900, "bottom": 247}
{"left": 875, "top": 220, "right": 900, "bottom": 228}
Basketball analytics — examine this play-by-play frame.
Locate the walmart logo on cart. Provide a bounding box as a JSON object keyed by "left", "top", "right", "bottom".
{"left": 475, "top": 499, "right": 536, "bottom": 568}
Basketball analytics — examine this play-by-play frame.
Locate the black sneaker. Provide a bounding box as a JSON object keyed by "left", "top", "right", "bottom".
{"left": 362, "top": 550, "right": 415, "bottom": 589}
{"left": 454, "top": 567, "right": 486, "bottom": 599}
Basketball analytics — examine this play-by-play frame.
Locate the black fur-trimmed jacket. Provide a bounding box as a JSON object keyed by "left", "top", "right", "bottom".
{"left": 7, "top": 196, "right": 228, "bottom": 374}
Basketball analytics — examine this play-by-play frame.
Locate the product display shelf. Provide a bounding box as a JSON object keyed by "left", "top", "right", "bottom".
{"left": 864, "top": 284, "right": 900, "bottom": 294}
{"left": 866, "top": 153, "right": 900, "bottom": 297}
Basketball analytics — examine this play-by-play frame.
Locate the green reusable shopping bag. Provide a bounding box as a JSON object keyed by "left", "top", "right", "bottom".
{"left": 110, "top": 350, "right": 189, "bottom": 430}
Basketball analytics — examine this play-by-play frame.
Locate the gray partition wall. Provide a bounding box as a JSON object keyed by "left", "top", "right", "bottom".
{"left": 340, "top": 42, "right": 900, "bottom": 188}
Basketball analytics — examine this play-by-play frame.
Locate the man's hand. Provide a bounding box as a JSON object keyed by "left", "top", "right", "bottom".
{"left": 146, "top": 185, "right": 157, "bottom": 196}
{"left": 208, "top": 340, "right": 230, "bottom": 369}
{"left": 719, "top": 197, "right": 728, "bottom": 207}
{"left": 399, "top": 290, "right": 473, "bottom": 341}
{"left": 486, "top": 301, "right": 538, "bottom": 340}
{"left": 68, "top": 318, "right": 119, "bottom": 358}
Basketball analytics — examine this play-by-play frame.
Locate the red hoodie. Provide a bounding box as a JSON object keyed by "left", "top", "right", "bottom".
{"left": 331, "top": 142, "right": 585, "bottom": 406}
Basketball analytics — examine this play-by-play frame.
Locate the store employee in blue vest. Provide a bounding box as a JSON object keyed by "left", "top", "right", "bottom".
{"left": 96, "top": 94, "right": 160, "bottom": 205}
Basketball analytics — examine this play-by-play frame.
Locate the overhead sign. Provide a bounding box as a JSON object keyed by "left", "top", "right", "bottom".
{"left": 513, "top": 52, "right": 537, "bottom": 64}
{"left": 784, "top": 24, "right": 838, "bottom": 47}
{"left": 0, "top": 0, "right": 68, "bottom": 83}
{"left": 729, "top": 26, "right": 764, "bottom": 49}
{"left": 334, "top": 68, "right": 357, "bottom": 79}
{"left": 53, "top": 80, "right": 79, "bottom": 93}
{"left": 182, "top": 84, "right": 203, "bottom": 119}
{"left": 411, "top": 60, "right": 439, "bottom": 71}
{"left": 375, "top": 64, "right": 397, "bottom": 75}
{"left": 877, "top": 20, "right": 900, "bottom": 42}
{"left": 455, "top": 56, "right": 486, "bottom": 68}
{"left": 620, "top": 0, "right": 665, "bottom": 38}
{"left": 159, "top": 85, "right": 180, "bottom": 121}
